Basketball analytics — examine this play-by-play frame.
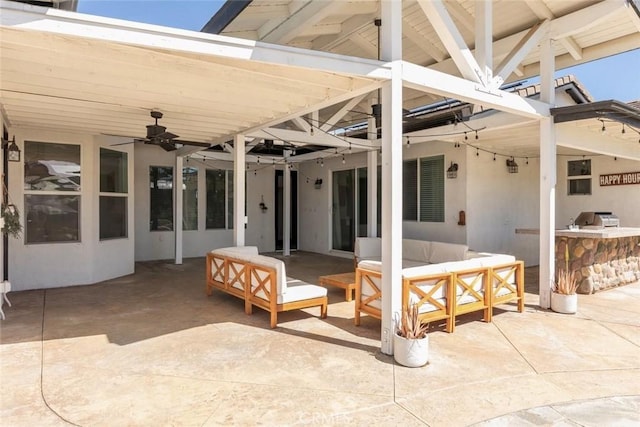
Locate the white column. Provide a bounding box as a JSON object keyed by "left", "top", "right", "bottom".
{"left": 283, "top": 152, "right": 291, "bottom": 256}
{"left": 174, "top": 155, "right": 183, "bottom": 265}
{"left": 475, "top": 0, "right": 492, "bottom": 86}
{"left": 367, "top": 108, "right": 378, "bottom": 237}
{"left": 380, "top": 0, "right": 403, "bottom": 356}
{"left": 539, "top": 37, "right": 556, "bottom": 308}
{"left": 0, "top": 122, "right": 5, "bottom": 282}
{"left": 233, "top": 134, "right": 246, "bottom": 246}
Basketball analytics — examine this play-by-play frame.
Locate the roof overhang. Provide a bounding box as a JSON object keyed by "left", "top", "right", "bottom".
{"left": 551, "top": 100, "right": 640, "bottom": 128}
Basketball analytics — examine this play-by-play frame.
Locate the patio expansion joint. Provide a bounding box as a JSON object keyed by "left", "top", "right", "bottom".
{"left": 587, "top": 318, "right": 640, "bottom": 349}
{"left": 492, "top": 321, "right": 541, "bottom": 375}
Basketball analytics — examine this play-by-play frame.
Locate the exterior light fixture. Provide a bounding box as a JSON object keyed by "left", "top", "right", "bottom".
{"left": 506, "top": 157, "right": 519, "bottom": 173}
{"left": 446, "top": 161, "right": 458, "bottom": 179}
{"left": 314, "top": 178, "right": 323, "bottom": 189}
{"left": 2, "top": 136, "right": 20, "bottom": 162}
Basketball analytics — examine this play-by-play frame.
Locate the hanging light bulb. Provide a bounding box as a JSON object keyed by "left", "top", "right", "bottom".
{"left": 475, "top": 130, "right": 479, "bottom": 140}
{"left": 476, "top": 148, "right": 479, "bottom": 157}
{"left": 526, "top": 157, "right": 529, "bottom": 165}
{"left": 342, "top": 154, "right": 346, "bottom": 164}
{"left": 348, "top": 143, "right": 352, "bottom": 153}
{"left": 257, "top": 156, "right": 260, "bottom": 164}
{"left": 406, "top": 137, "right": 410, "bottom": 149}
{"left": 601, "top": 120, "right": 606, "bottom": 134}
{"left": 464, "top": 132, "right": 468, "bottom": 141}
{"left": 621, "top": 124, "right": 626, "bottom": 134}
{"left": 493, "top": 153, "right": 496, "bottom": 161}
{"left": 320, "top": 158, "right": 324, "bottom": 167}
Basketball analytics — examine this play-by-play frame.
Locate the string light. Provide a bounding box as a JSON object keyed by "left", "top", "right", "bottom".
{"left": 406, "top": 137, "right": 411, "bottom": 148}
{"left": 464, "top": 132, "right": 468, "bottom": 141}
{"left": 621, "top": 124, "right": 626, "bottom": 134}
{"left": 476, "top": 148, "right": 479, "bottom": 157}
{"left": 493, "top": 153, "right": 496, "bottom": 161}
{"left": 257, "top": 156, "right": 260, "bottom": 164}
{"left": 601, "top": 120, "right": 606, "bottom": 134}
{"left": 475, "top": 130, "right": 479, "bottom": 140}
{"left": 526, "top": 157, "right": 529, "bottom": 165}
{"left": 342, "top": 154, "right": 346, "bottom": 164}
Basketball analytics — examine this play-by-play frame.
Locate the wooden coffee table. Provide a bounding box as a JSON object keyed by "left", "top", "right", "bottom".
{"left": 319, "top": 272, "right": 356, "bottom": 302}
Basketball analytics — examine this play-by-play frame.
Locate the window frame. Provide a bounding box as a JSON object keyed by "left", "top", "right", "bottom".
{"left": 567, "top": 159, "right": 592, "bottom": 196}
{"left": 99, "top": 148, "right": 128, "bottom": 240}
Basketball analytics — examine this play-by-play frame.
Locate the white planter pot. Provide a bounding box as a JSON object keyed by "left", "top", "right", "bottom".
{"left": 551, "top": 292, "right": 578, "bottom": 314}
{"left": 393, "top": 333, "right": 429, "bottom": 367}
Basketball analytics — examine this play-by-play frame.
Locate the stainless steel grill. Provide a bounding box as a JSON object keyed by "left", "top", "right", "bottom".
{"left": 574, "top": 211, "right": 620, "bottom": 229}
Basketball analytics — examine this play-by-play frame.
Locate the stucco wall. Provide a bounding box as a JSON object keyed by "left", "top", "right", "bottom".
{"left": 133, "top": 145, "right": 278, "bottom": 261}
{"left": 7, "top": 131, "right": 135, "bottom": 290}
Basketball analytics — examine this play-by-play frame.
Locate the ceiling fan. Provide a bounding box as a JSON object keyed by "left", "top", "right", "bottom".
{"left": 110, "top": 111, "right": 210, "bottom": 152}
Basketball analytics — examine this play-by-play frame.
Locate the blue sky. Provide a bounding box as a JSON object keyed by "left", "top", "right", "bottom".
{"left": 77, "top": 1, "right": 640, "bottom": 102}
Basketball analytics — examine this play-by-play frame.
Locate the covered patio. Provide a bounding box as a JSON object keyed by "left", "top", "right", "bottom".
{"left": 1, "top": 254, "right": 639, "bottom": 425}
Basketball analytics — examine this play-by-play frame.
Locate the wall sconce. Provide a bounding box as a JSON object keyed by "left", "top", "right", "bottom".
{"left": 446, "top": 161, "right": 458, "bottom": 179}
{"left": 1, "top": 136, "right": 20, "bottom": 162}
{"left": 259, "top": 195, "right": 268, "bottom": 212}
{"left": 314, "top": 178, "right": 323, "bottom": 189}
{"left": 506, "top": 157, "right": 519, "bottom": 173}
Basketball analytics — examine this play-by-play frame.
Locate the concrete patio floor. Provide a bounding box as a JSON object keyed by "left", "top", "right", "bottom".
{"left": 1, "top": 251, "right": 639, "bottom": 426}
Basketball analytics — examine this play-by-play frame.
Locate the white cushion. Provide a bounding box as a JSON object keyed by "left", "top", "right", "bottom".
{"left": 246, "top": 254, "right": 287, "bottom": 296}
{"left": 402, "top": 263, "right": 447, "bottom": 278}
{"left": 354, "top": 237, "right": 382, "bottom": 261}
{"left": 210, "top": 246, "right": 260, "bottom": 262}
{"left": 278, "top": 283, "right": 327, "bottom": 304}
{"left": 402, "top": 239, "right": 431, "bottom": 263}
{"left": 429, "top": 241, "right": 469, "bottom": 263}
{"left": 358, "top": 260, "right": 382, "bottom": 272}
{"left": 478, "top": 254, "right": 517, "bottom": 267}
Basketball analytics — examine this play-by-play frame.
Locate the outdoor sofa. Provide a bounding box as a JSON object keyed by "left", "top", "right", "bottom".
{"left": 354, "top": 237, "right": 524, "bottom": 332}
{"left": 206, "top": 246, "right": 328, "bottom": 328}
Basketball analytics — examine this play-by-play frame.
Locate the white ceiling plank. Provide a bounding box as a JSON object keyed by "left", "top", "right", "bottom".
{"left": 402, "top": 61, "right": 549, "bottom": 119}
{"left": 559, "top": 37, "right": 583, "bottom": 61}
{"left": 402, "top": 20, "right": 446, "bottom": 62}
{"left": 444, "top": 0, "right": 475, "bottom": 34}
{"left": 0, "top": 6, "right": 390, "bottom": 82}
{"left": 627, "top": 0, "right": 640, "bottom": 32}
{"left": 313, "top": 13, "right": 377, "bottom": 52}
{"left": 320, "top": 94, "right": 367, "bottom": 132}
{"left": 299, "top": 23, "right": 342, "bottom": 38}
{"left": 557, "top": 124, "right": 640, "bottom": 161}
{"left": 417, "top": 0, "right": 484, "bottom": 84}
{"left": 349, "top": 32, "right": 378, "bottom": 58}
{"left": 549, "top": 0, "right": 628, "bottom": 39}
{"left": 524, "top": 0, "right": 583, "bottom": 61}
{"left": 258, "top": 1, "right": 343, "bottom": 44}
{"left": 494, "top": 20, "right": 550, "bottom": 85}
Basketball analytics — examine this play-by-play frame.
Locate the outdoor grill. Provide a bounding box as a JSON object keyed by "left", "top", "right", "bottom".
{"left": 574, "top": 211, "right": 620, "bottom": 229}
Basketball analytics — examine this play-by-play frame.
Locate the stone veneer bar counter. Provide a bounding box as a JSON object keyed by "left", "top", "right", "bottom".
{"left": 555, "top": 228, "right": 640, "bottom": 294}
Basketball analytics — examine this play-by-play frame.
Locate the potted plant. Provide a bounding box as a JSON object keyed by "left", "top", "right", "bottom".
{"left": 393, "top": 304, "right": 430, "bottom": 367}
{"left": 551, "top": 269, "right": 578, "bottom": 314}
{"left": 1, "top": 203, "right": 22, "bottom": 239}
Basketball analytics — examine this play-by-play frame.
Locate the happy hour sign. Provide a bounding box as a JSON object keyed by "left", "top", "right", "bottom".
{"left": 599, "top": 171, "right": 640, "bottom": 186}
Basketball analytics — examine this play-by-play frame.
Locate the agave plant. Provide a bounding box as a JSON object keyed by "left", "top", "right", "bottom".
{"left": 555, "top": 269, "right": 578, "bottom": 295}
{"left": 398, "top": 304, "right": 429, "bottom": 339}
{"left": 1, "top": 203, "right": 22, "bottom": 239}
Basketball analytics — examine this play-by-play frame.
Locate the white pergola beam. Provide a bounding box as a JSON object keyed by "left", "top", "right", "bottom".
{"left": 320, "top": 94, "right": 367, "bottom": 132}
{"left": 494, "top": 20, "right": 549, "bottom": 84}
{"left": 402, "top": 19, "right": 446, "bottom": 62}
{"left": 313, "top": 13, "right": 377, "bottom": 52}
{"left": 445, "top": 0, "right": 475, "bottom": 34}
{"left": 475, "top": 0, "right": 493, "bottom": 87}
{"left": 402, "top": 61, "right": 549, "bottom": 119}
{"left": 248, "top": 127, "right": 376, "bottom": 149}
{"left": 559, "top": 37, "right": 583, "bottom": 61}
{"left": 349, "top": 32, "right": 379, "bottom": 58}
{"left": 174, "top": 155, "right": 184, "bottom": 265}
{"left": 291, "top": 117, "right": 312, "bottom": 133}
{"left": 299, "top": 23, "right": 342, "bottom": 38}
{"left": 557, "top": 125, "right": 640, "bottom": 161}
{"left": 417, "top": 0, "right": 484, "bottom": 84}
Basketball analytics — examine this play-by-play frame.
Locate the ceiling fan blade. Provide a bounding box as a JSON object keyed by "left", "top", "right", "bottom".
{"left": 158, "top": 140, "right": 177, "bottom": 152}
{"left": 173, "top": 139, "right": 211, "bottom": 148}
{"left": 156, "top": 131, "right": 179, "bottom": 140}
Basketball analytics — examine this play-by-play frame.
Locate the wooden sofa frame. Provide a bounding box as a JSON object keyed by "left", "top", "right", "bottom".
{"left": 354, "top": 261, "right": 524, "bottom": 332}
{"left": 206, "top": 252, "right": 328, "bottom": 328}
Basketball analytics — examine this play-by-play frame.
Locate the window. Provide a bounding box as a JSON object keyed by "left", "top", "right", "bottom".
{"left": 401, "top": 156, "right": 445, "bottom": 223}
{"left": 206, "top": 169, "right": 234, "bottom": 229}
{"left": 183, "top": 167, "right": 198, "bottom": 230}
{"left": 150, "top": 166, "right": 173, "bottom": 231}
{"left": 100, "top": 148, "right": 128, "bottom": 240}
{"left": 568, "top": 159, "right": 591, "bottom": 195}
{"left": 24, "top": 141, "right": 81, "bottom": 243}
{"left": 419, "top": 155, "right": 445, "bottom": 222}
{"left": 403, "top": 160, "right": 418, "bottom": 220}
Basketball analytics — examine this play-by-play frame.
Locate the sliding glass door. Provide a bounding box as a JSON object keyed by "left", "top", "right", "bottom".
{"left": 332, "top": 168, "right": 368, "bottom": 252}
